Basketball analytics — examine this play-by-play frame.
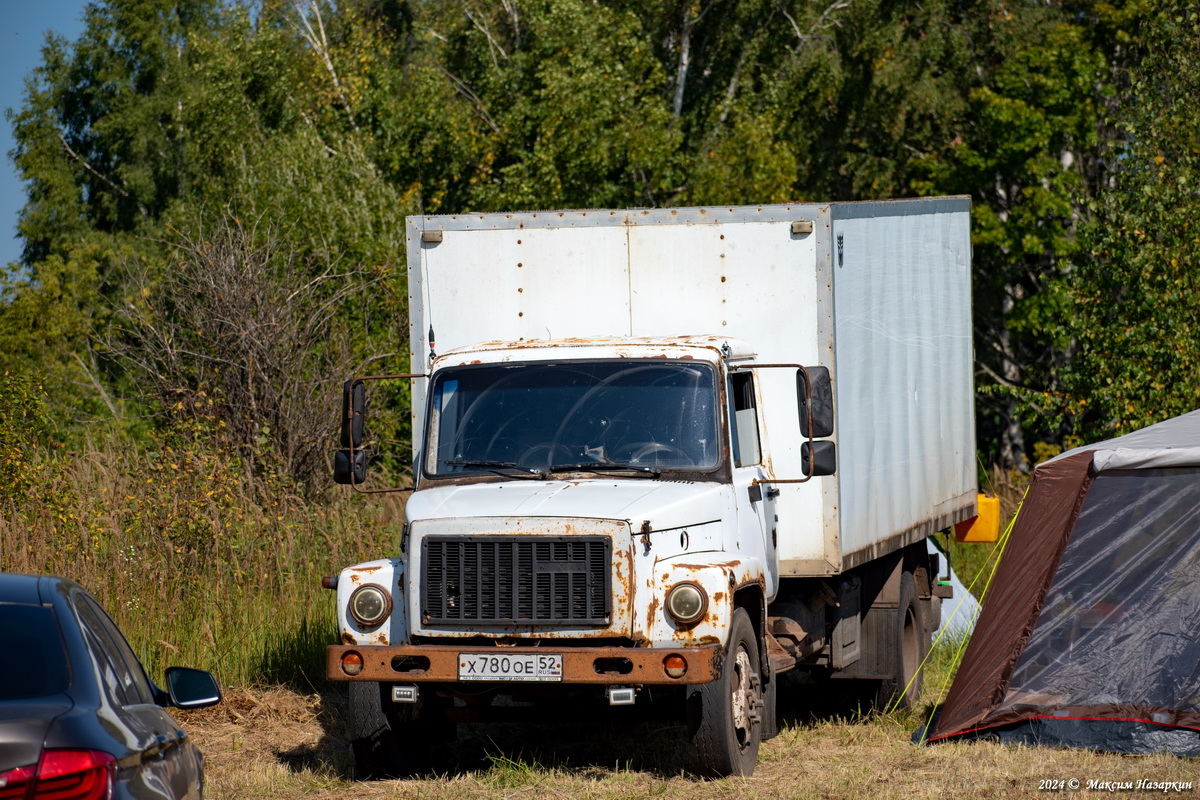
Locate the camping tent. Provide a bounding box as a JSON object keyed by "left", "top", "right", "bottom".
{"left": 923, "top": 410, "right": 1200, "bottom": 755}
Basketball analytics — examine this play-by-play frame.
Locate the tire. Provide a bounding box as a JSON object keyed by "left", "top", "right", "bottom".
{"left": 761, "top": 662, "right": 780, "bottom": 741}
{"left": 686, "top": 607, "right": 764, "bottom": 777}
{"left": 878, "top": 571, "right": 928, "bottom": 711}
{"left": 346, "top": 682, "right": 454, "bottom": 779}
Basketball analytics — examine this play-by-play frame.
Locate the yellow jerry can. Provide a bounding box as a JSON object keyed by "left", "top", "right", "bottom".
{"left": 954, "top": 494, "right": 1000, "bottom": 543}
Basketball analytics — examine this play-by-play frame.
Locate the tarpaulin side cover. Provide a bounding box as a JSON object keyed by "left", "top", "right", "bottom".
{"left": 929, "top": 460, "right": 1200, "bottom": 745}
{"left": 926, "top": 452, "right": 1094, "bottom": 741}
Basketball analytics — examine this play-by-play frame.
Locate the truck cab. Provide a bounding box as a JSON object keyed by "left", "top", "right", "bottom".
{"left": 329, "top": 336, "right": 831, "bottom": 776}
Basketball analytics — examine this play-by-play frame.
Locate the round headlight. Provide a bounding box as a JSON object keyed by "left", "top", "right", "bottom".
{"left": 348, "top": 584, "right": 391, "bottom": 628}
{"left": 665, "top": 582, "right": 708, "bottom": 626}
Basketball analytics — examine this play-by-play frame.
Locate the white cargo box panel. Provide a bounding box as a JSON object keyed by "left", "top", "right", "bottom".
{"left": 407, "top": 199, "right": 975, "bottom": 576}
{"left": 827, "top": 201, "right": 975, "bottom": 570}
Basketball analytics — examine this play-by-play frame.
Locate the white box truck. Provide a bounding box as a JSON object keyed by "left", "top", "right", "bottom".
{"left": 325, "top": 198, "right": 975, "bottom": 777}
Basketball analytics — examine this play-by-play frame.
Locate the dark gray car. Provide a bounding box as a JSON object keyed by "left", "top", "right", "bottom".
{"left": 0, "top": 574, "right": 221, "bottom": 799}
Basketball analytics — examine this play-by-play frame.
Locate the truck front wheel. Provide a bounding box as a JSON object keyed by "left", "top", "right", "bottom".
{"left": 346, "top": 681, "right": 454, "bottom": 779}
{"left": 686, "top": 607, "right": 763, "bottom": 777}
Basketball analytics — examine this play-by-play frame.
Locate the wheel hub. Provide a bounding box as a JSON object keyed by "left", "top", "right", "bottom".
{"left": 731, "top": 648, "right": 754, "bottom": 735}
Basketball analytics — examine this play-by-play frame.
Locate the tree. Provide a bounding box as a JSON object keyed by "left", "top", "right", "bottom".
{"left": 4, "top": 0, "right": 409, "bottom": 477}
{"left": 2, "top": 0, "right": 1160, "bottom": 473}
{"left": 908, "top": 5, "right": 1114, "bottom": 467}
{"left": 1065, "top": 2, "right": 1200, "bottom": 439}
{"left": 111, "top": 214, "right": 389, "bottom": 493}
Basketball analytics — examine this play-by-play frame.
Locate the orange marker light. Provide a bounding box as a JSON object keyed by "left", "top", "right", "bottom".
{"left": 663, "top": 654, "right": 687, "bottom": 679}
{"left": 342, "top": 651, "right": 364, "bottom": 676}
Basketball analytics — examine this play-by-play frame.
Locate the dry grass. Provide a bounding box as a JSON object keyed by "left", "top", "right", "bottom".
{"left": 176, "top": 676, "right": 1198, "bottom": 800}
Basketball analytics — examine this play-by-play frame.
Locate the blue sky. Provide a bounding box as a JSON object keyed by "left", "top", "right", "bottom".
{"left": 2, "top": 1, "right": 89, "bottom": 269}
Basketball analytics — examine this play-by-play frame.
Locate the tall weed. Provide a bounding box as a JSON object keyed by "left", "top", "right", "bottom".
{"left": 0, "top": 425, "right": 403, "bottom": 689}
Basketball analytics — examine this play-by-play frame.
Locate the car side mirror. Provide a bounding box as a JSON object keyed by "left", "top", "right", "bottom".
{"left": 341, "top": 379, "right": 365, "bottom": 447}
{"left": 334, "top": 448, "right": 368, "bottom": 485}
{"left": 801, "top": 440, "right": 837, "bottom": 477}
{"left": 796, "top": 366, "right": 834, "bottom": 439}
{"left": 164, "top": 666, "right": 222, "bottom": 709}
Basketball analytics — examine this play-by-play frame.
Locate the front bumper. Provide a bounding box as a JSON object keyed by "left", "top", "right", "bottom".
{"left": 327, "top": 643, "right": 723, "bottom": 685}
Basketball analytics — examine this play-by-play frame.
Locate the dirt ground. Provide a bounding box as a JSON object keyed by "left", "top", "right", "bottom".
{"left": 175, "top": 680, "right": 1199, "bottom": 800}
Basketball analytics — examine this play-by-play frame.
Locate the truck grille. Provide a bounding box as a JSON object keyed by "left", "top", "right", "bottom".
{"left": 421, "top": 536, "right": 612, "bottom": 626}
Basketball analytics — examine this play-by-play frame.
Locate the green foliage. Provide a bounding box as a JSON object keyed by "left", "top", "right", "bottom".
{"left": 379, "top": 0, "right": 682, "bottom": 211}
{"left": 908, "top": 4, "right": 1117, "bottom": 463}
{"left": 1065, "top": 2, "right": 1200, "bottom": 439}
{"left": 0, "top": 372, "right": 51, "bottom": 502}
{"left": 0, "top": 0, "right": 1180, "bottom": 471}
{"left": 5, "top": 0, "right": 408, "bottom": 479}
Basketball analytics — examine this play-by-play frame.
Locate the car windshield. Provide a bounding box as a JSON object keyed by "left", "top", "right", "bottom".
{"left": 0, "top": 605, "right": 70, "bottom": 700}
{"left": 427, "top": 361, "right": 721, "bottom": 475}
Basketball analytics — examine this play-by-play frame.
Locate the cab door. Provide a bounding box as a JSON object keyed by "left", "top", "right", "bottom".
{"left": 729, "top": 371, "right": 778, "bottom": 599}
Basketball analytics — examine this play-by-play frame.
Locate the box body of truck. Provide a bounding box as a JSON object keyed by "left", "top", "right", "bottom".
{"left": 406, "top": 199, "right": 974, "bottom": 573}
{"left": 327, "top": 198, "right": 975, "bottom": 777}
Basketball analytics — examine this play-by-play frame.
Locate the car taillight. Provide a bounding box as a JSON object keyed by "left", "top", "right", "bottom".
{"left": 27, "top": 749, "right": 115, "bottom": 800}
{"left": 0, "top": 762, "right": 36, "bottom": 800}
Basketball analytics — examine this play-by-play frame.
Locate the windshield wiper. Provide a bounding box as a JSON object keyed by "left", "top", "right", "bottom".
{"left": 546, "top": 462, "right": 661, "bottom": 478}
{"left": 441, "top": 459, "right": 547, "bottom": 478}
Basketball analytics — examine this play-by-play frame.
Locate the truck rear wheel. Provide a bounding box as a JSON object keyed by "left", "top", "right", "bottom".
{"left": 686, "top": 607, "right": 763, "bottom": 777}
{"left": 346, "top": 682, "right": 454, "bottom": 779}
{"left": 878, "top": 571, "right": 927, "bottom": 710}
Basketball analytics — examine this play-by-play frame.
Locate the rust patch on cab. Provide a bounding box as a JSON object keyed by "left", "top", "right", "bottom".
{"left": 646, "top": 595, "right": 661, "bottom": 631}
{"left": 671, "top": 560, "right": 742, "bottom": 571}
{"left": 341, "top": 632, "right": 357, "bottom": 645}
{"left": 609, "top": 538, "right": 635, "bottom": 635}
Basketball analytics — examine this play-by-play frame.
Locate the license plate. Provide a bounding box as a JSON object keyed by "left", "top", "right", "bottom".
{"left": 458, "top": 653, "right": 563, "bottom": 682}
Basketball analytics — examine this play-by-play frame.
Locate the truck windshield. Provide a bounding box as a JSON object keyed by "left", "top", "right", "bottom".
{"left": 427, "top": 361, "right": 721, "bottom": 475}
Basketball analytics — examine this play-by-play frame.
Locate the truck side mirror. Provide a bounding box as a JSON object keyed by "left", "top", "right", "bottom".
{"left": 797, "top": 366, "right": 834, "bottom": 438}
{"left": 341, "top": 379, "right": 365, "bottom": 447}
{"left": 332, "top": 372, "right": 424, "bottom": 493}
{"left": 334, "top": 449, "right": 367, "bottom": 485}
{"left": 801, "top": 440, "right": 837, "bottom": 477}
